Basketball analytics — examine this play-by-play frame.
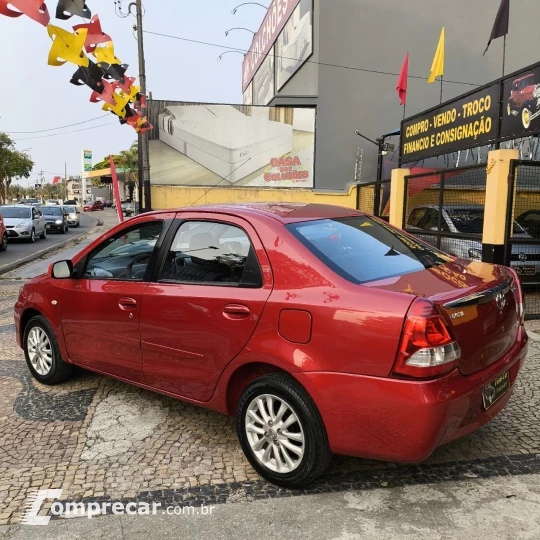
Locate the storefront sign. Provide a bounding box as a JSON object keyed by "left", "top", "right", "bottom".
{"left": 242, "top": 0, "right": 301, "bottom": 92}
{"left": 401, "top": 85, "right": 500, "bottom": 162}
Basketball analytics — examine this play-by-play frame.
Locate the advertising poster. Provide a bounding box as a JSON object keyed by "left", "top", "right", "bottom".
{"left": 276, "top": 0, "right": 313, "bottom": 91}
{"left": 501, "top": 64, "right": 540, "bottom": 139}
{"left": 401, "top": 84, "right": 500, "bottom": 162}
{"left": 148, "top": 101, "right": 316, "bottom": 188}
{"left": 253, "top": 46, "right": 275, "bottom": 106}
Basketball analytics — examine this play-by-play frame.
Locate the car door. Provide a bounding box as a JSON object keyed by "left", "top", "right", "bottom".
{"left": 58, "top": 215, "right": 172, "bottom": 382}
{"left": 140, "top": 213, "right": 273, "bottom": 401}
{"left": 32, "top": 207, "right": 43, "bottom": 235}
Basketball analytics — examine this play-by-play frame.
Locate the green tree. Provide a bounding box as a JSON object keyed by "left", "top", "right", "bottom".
{"left": 8, "top": 183, "right": 26, "bottom": 201}
{"left": 0, "top": 133, "right": 34, "bottom": 204}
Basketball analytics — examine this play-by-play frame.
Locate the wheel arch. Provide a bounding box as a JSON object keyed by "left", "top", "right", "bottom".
{"left": 20, "top": 307, "right": 43, "bottom": 338}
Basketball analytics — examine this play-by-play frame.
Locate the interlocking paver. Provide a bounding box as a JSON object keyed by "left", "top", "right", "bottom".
{"left": 0, "top": 279, "right": 539, "bottom": 524}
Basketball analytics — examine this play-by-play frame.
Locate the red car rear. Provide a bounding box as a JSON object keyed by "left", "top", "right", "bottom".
{"left": 0, "top": 210, "right": 7, "bottom": 252}
{"left": 83, "top": 200, "right": 104, "bottom": 212}
{"left": 13, "top": 204, "right": 528, "bottom": 487}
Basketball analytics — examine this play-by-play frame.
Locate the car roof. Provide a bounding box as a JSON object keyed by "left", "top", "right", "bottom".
{"left": 1, "top": 204, "right": 33, "bottom": 209}
{"left": 514, "top": 74, "right": 534, "bottom": 83}
{"left": 147, "top": 203, "right": 362, "bottom": 224}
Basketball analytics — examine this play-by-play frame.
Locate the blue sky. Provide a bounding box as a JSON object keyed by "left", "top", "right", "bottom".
{"left": 1, "top": 0, "right": 264, "bottom": 185}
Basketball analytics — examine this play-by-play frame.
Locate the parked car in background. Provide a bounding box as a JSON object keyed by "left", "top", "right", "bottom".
{"left": 121, "top": 202, "right": 135, "bottom": 217}
{"left": 103, "top": 200, "right": 113, "bottom": 208}
{"left": 62, "top": 205, "right": 80, "bottom": 228}
{"left": 40, "top": 206, "right": 69, "bottom": 234}
{"left": 0, "top": 211, "right": 7, "bottom": 252}
{"left": 46, "top": 200, "right": 60, "bottom": 206}
{"left": 14, "top": 203, "right": 528, "bottom": 488}
{"left": 63, "top": 200, "right": 79, "bottom": 206}
{"left": 0, "top": 205, "right": 47, "bottom": 242}
{"left": 407, "top": 205, "right": 540, "bottom": 285}
{"left": 21, "top": 198, "right": 40, "bottom": 206}
{"left": 83, "top": 200, "right": 104, "bottom": 212}
{"left": 516, "top": 209, "right": 540, "bottom": 238}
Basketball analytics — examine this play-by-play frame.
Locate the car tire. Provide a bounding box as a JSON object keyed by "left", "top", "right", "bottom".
{"left": 0, "top": 233, "right": 7, "bottom": 251}
{"left": 28, "top": 228, "right": 35, "bottom": 243}
{"left": 237, "top": 373, "right": 332, "bottom": 488}
{"left": 60, "top": 224, "right": 66, "bottom": 234}
{"left": 23, "top": 315, "right": 74, "bottom": 385}
{"left": 40, "top": 227, "right": 47, "bottom": 240}
{"left": 522, "top": 106, "right": 532, "bottom": 129}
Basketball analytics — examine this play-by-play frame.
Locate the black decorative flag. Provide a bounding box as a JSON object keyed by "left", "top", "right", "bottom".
{"left": 484, "top": 0, "right": 510, "bottom": 55}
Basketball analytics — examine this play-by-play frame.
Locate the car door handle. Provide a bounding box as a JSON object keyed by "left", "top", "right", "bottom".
{"left": 118, "top": 297, "right": 137, "bottom": 310}
{"left": 223, "top": 304, "right": 250, "bottom": 318}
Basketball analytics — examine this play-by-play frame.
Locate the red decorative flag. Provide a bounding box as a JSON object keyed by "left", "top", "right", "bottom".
{"left": 396, "top": 53, "right": 409, "bottom": 105}
{"left": 52, "top": 176, "right": 61, "bottom": 185}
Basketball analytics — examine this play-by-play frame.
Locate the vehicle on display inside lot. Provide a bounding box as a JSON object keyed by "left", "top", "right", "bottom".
{"left": 14, "top": 203, "right": 528, "bottom": 488}
{"left": 0, "top": 204, "right": 47, "bottom": 242}
{"left": 407, "top": 205, "right": 540, "bottom": 285}
{"left": 83, "top": 200, "right": 105, "bottom": 212}
{"left": 40, "top": 206, "right": 69, "bottom": 234}
{"left": 62, "top": 205, "right": 81, "bottom": 228}
{"left": 516, "top": 209, "right": 540, "bottom": 239}
{"left": 507, "top": 73, "right": 540, "bottom": 129}
{"left": 0, "top": 211, "right": 7, "bottom": 252}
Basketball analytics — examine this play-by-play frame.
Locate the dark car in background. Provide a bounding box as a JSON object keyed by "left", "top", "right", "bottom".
{"left": 40, "top": 206, "right": 69, "bottom": 234}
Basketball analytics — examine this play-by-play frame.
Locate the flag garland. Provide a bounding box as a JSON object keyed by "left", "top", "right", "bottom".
{"left": 1, "top": 0, "right": 152, "bottom": 134}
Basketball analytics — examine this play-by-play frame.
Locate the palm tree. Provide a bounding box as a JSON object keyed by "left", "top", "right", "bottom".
{"left": 116, "top": 142, "right": 138, "bottom": 202}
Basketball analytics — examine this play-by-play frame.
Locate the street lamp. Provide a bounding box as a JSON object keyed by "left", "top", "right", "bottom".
{"left": 232, "top": 3, "right": 267, "bottom": 15}
{"left": 225, "top": 28, "right": 256, "bottom": 37}
{"left": 217, "top": 50, "right": 245, "bottom": 61}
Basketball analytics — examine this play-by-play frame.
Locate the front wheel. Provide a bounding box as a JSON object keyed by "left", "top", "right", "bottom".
{"left": 522, "top": 106, "right": 532, "bottom": 129}
{"left": 23, "top": 315, "right": 74, "bottom": 385}
{"left": 0, "top": 233, "right": 7, "bottom": 251}
{"left": 28, "top": 228, "right": 35, "bottom": 243}
{"left": 237, "top": 373, "right": 331, "bottom": 488}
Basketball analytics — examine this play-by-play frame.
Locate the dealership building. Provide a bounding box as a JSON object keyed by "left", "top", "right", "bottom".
{"left": 240, "top": 0, "right": 539, "bottom": 192}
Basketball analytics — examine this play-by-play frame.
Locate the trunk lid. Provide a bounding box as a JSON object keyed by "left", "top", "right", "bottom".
{"left": 364, "top": 259, "right": 519, "bottom": 375}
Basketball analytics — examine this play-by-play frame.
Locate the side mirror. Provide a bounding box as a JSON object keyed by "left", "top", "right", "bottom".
{"left": 51, "top": 260, "right": 73, "bottom": 279}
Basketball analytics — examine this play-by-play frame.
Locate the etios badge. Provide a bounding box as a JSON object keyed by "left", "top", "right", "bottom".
{"left": 496, "top": 293, "right": 507, "bottom": 311}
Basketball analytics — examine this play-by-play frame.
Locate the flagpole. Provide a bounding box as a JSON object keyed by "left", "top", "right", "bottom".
{"left": 502, "top": 34, "right": 507, "bottom": 76}
{"left": 403, "top": 104, "right": 407, "bottom": 121}
{"left": 440, "top": 76, "right": 443, "bottom": 103}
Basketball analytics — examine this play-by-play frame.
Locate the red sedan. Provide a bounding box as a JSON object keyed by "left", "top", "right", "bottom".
{"left": 14, "top": 204, "right": 528, "bottom": 487}
{"left": 83, "top": 200, "right": 104, "bottom": 212}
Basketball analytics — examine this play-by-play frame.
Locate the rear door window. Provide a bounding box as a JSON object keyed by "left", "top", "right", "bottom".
{"left": 287, "top": 216, "right": 451, "bottom": 284}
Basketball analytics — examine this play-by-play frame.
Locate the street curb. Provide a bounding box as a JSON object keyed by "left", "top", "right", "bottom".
{"left": 0, "top": 217, "right": 102, "bottom": 277}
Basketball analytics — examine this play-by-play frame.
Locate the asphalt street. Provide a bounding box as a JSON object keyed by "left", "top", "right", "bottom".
{"left": 0, "top": 212, "right": 98, "bottom": 272}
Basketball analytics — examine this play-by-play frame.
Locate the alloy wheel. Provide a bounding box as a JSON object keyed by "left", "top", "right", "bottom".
{"left": 245, "top": 394, "right": 305, "bottom": 474}
{"left": 27, "top": 327, "right": 53, "bottom": 376}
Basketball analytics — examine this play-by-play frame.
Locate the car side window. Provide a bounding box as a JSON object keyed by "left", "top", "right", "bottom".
{"left": 84, "top": 221, "right": 164, "bottom": 281}
{"left": 160, "top": 220, "right": 263, "bottom": 287}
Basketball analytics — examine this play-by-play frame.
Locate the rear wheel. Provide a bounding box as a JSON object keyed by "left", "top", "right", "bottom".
{"left": 0, "top": 233, "right": 7, "bottom": 251}
{"left": 237, "top": 373, "right": 331, "bottom": 488}
{"left": 23, "top": 315, "right": 73, "bottom": 385}
{"left": 522, "top": 106, "right": 532, "bottom": 129}
{"left": 40, "top": 227, "right": 47, "bottom": 240}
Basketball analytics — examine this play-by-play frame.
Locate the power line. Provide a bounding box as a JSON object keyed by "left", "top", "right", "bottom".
{"left": 144, "top": 30, "right": 481, "bottom": 88}
{"left": 4, "top": 114, "right": 111, "bottom": 134}
{"left": 12, "top": 121, "right": 119, "bottom": 141}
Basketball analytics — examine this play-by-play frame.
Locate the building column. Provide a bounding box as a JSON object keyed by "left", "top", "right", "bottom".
{"left": 389, "top": 168, "right": 410, "bottom": 229}
{"left": 482, "top": 149, "right": 518, "bottom": 264}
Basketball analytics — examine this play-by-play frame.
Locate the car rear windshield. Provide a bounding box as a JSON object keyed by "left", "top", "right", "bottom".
{"left": 0, "top": 207, "right": 31, "bottom": 219}
{"left": 41, "top": 207, "right": 62, "bottom": 216}
{"left": 63, "top": 206, "right": 76, "bottom": 213}
{"left": 287, "top": 216, "right": 451, "bottom": 284}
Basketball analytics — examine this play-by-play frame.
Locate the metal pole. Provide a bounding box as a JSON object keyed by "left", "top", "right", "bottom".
{"left": 135, "top": 0, "right": 151, "bottom": 212}
{"left": 64, "top": 162, "right": 67, "bottom": 203}
{"left": 440, "top": 76, "right": 443, "bottom": 104}
{"left": 373, "top": 138, "right": 384, "bottom": 216}
{"left": 502, "top": 35, "right": 507, "bottom": 77}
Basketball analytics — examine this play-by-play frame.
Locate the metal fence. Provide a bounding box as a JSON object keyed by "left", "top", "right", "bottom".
{"left": 402, "top": 165, "right": 487, "bottom": 259}
{"left": 356, "top": 180, "right": 391, "bottom": 220}
{"left": 505, "top": 161, "right": 540, "bottom": 320}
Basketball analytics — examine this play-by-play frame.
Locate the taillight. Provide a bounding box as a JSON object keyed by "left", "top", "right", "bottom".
{"left": 393, "top": 298, "right": 461, "bottom": 379}
{"left": 507, "top": 269, "right": 525, "bottom": 325}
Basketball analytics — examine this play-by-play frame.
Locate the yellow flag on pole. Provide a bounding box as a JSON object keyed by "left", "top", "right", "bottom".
{"left": 428, "top": 27, "right": 445, "bottom": 84}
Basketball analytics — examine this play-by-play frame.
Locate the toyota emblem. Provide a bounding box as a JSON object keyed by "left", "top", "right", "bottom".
{"left": 519, "top": 253, "right": 528, "bottom": 262}
{"left": 496, "top": 293, "right": 507, "bottom": 311}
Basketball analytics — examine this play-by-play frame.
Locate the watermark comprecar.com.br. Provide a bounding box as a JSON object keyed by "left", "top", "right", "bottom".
{"left": 22, "top": 490, "right": 216, "bottom": 525}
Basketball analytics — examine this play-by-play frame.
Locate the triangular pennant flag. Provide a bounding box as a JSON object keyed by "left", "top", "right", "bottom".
{"left": 93, "top": 41, "right": 121, "bottom": 65}
{"left": 396, "top": 53, "right": 409, "bottom": 105}
{"left": 70, "top": 59, "right": 104, "bottom": 93}
{"left": 484, "top": 0, "right": 510, "bottom": 55}
{"left": 0, "top": 0, "right": 50, "bottom": 26}
{"left": 73, "top": 15, "right": 112, "bottom": 53}
{"left": 47, "top": 24, "right": 89, "bottom": 67}
{"left": 428, "top": 28, "right": 444, "bottom": 84}
{"left": 55, "top": 0, "right": 91, "bottom": 20}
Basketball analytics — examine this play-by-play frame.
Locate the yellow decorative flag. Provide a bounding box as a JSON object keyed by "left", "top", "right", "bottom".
{"left": 428, "top": 27, "right": 445, "bottom": 84}
{"left": 120, "top": 85, "right": 142, "bottom": 103}
{"left": 47, "top": 25, "right": 89, "bottom": 67}
{"left": 92, "top": 41, "right": 121, "bottom": 65}
{"left": 102, "top": 91, "right": 130, "bottom": 118}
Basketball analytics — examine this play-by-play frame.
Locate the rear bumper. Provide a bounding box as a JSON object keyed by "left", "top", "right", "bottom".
{"left": 296, "top": 328, "right": 528, "bottom": 463}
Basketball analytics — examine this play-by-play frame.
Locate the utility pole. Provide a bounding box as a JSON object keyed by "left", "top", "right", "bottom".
{"left": 64, "top": 162, "right": 67, "bottom": 202}
{"left": 134, "top": 0, "right": 151, "bottom": 212}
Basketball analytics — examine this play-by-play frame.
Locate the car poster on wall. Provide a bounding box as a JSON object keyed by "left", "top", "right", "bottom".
{"left": 147, "top": 101, "right": 316, "bottom": 188}
{"left": 276, "top": 0, "right": 313, "bottom": 91}
{"left": 253, "top": 47, "right": 275, "bottom": 106}
{"left": 501, "top": 64, "right": 540, "bottom": 139}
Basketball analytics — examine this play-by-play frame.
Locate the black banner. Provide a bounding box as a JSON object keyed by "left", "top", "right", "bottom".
{"left": 401, "top": 85, "right": 500, "bottom": 162}
{"left": 500, "top": 65, "right": 540, "bottom": 139}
